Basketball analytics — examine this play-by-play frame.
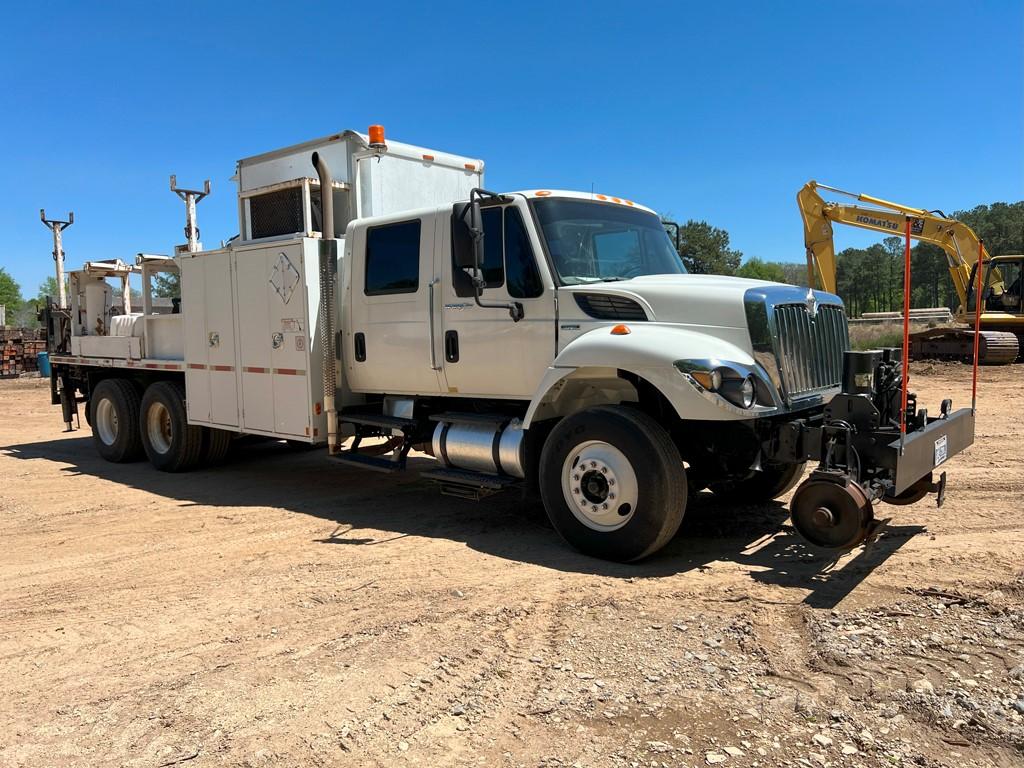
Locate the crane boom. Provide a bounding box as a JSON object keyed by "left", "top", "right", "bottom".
{"left": 798, "top": 180, "right": 982, "bottom": 304}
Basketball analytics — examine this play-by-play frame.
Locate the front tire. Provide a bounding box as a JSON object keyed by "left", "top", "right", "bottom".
{"left": 140, "top": 381, "right": 203, "bottom": 472}
{"left": 539, "top": 406, "right": 687, "bottom": 562}
{"left": 90, "top": 379, "right": 144, "bottom": 462}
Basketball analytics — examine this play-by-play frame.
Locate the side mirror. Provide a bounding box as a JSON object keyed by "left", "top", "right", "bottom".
{"left": 453, "top": 189, "right": 525, "bottom": 323}
{"left": 662, "top": 220, "right": 681, "bottom": 252}
{"left": 469, "top": 199, "right": 485, "bottom": 273}
{"left": 452, "top": 202, "right": 479, "bottom": 270}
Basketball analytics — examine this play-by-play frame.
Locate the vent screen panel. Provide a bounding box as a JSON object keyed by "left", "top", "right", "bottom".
{"left": 574, "top": 293, "right": 648, "bottom": 321}
{"left": 249, "top": 187, "right": 304, "bottom": 239}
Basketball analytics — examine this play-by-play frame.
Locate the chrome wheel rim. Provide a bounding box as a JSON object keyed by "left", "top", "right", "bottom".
{"left": 561, "top": 440, "right": 639, "bottom": 531}
{"left": 146, "top": 402, "right": 173, "bottom": 454}
{"left": 95, "top": 397, "right": 118, "bottom": 446}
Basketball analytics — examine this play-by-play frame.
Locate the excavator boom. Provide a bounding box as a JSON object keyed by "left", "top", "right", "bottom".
{"left": 797, "top": 181, "right": 1022, "bottom": 365}
{"left": 798, "top": 181, "right": 978, "bottom": 300}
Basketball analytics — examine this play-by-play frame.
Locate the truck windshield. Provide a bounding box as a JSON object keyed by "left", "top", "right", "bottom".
{"left": 531, "top": 198, "right": 687, "bottom": 284}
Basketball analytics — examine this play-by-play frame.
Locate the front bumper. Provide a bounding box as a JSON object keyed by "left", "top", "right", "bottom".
{"left": 886, "top": 409, "right": 974, "bottom": 496}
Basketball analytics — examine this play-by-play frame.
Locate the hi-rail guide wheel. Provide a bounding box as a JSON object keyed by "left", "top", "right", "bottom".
{"left": 790, "top": 477, "right": 874, "bottom": 550}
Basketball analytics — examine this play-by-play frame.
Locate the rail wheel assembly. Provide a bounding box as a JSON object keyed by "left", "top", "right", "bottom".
{"left": 790, "top": 478, "right": 874, "bottom": 550}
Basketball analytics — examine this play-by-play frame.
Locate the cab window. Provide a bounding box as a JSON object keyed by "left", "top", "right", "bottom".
{"left": 504, "top": 207, "right": 543, "bottom": 298}
{"left": 452, "top": 206, "right": 543, "bottom": 299}
{"left": 365, "top": 220, "right": 420, "bottom": 295}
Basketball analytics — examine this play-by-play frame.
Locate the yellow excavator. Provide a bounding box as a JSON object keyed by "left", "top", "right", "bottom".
{"left": 798, "top": 181, "right": 1023, "bottom": 365}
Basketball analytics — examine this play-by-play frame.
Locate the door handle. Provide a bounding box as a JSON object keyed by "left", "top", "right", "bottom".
{"left": 445, "top": 330, "right": 459, "bottom": 363}
{"left": 428, "top": 278, "right": 441, "bottom": 370}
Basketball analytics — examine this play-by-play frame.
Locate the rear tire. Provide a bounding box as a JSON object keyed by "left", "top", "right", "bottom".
{"left": 539, "top": 405, "right": 687, "bottom": 562}
{"left": 201, "top": 427, "right": 233, "bottom": 466}
{"left": 709, "top": 461, "right": 806, "bottom": 504}
{"left": 140, "top": 381, "right": 203, "bottom": 472}
{"left": 90, "top": 379, "right": 144, "bottom": 462}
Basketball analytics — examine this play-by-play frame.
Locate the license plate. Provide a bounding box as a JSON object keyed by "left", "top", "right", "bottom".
{"left": 934, "top": 435, "right": 948, "bottom": 466}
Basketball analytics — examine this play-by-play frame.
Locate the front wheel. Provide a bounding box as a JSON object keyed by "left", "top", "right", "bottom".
{"left": 539, "top": 406, "right": 687, "bottom": 562}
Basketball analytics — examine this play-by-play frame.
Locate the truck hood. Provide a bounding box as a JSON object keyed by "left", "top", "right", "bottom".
{"left": 562, "top": 274, "right": 780, "bottom": 330}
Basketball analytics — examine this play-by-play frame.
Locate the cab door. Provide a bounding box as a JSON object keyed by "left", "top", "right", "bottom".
{"left": 438, "top": 201, "right": 555, "bottom": 398}
{"left": 345, "top": 214, "right": 445, "bottom": 395}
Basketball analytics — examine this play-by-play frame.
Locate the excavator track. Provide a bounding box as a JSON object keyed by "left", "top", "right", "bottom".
{"left": 910, "top": 328, "right": 1020, "bottom": 365}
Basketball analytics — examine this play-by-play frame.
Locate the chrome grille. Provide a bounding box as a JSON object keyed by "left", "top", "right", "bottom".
{"left": 772, "top": 303, "right": 849, "bottom": 399}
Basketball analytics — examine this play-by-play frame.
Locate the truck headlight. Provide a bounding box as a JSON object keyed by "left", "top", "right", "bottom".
{"left": 716, "top": 374, "right": 756, "bottom": 409}
{"left": 740, "top": 376, "right": 756, "bottom": 408}
{"left": 674, "top": 360, "right": 778, "bottom": 411}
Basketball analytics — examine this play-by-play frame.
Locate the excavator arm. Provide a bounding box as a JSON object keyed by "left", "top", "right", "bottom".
{"left": 798, "top": 181, "right": 981, "bottom": 304}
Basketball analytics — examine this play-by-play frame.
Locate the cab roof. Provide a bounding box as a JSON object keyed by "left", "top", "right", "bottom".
{"left": 514, "top": 189, "right": 657, "bottom": 215}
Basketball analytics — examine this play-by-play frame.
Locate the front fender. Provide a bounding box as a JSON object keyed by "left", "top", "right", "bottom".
{"left": 523, "top": 324, "right": 771, "bottom": 426}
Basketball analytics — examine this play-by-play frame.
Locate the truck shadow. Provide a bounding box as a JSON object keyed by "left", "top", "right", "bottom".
{"left": 3, "top": 436, "right": 923, "bottom": 609}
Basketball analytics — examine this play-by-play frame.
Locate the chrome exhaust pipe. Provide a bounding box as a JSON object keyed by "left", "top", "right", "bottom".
{"left": 312, "top": 152, "right": 339, "bottom": 452}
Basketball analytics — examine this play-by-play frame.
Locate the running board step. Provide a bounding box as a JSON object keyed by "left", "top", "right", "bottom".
{"left": 420, "top": 467, "right": 517, "bottom": 499}
{"left": 331, "top": 451, "right": 407, "bottom": 473}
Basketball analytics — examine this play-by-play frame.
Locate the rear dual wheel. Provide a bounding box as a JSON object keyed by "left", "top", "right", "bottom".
{"left": 90, "top": 379, "right": 144, "bottom": 462}
{"left": 140, "top": 381, "right": 203, "bottom": 472}
{"left": 539, "top": 406, "right": 687, "bottom": 562}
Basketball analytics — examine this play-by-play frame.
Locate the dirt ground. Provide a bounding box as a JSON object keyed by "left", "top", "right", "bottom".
{"left": 1, "top": 365, "right": 1022, "bottom": 768}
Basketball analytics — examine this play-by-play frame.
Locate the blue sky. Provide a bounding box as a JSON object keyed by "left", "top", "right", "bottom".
{"left": 1, "top": 1, "right": 1021, "bottom": 297}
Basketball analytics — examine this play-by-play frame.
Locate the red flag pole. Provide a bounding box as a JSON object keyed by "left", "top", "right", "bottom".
{"left": 900, "top": 217, "right": 912, "bottom": 454}
{"left": 971, "top": 240, "right": 984, "bottom": 413}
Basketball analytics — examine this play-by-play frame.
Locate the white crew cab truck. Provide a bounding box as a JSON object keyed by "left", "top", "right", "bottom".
{"left": 44, "top": 127, "right": 974, "bottom": 561}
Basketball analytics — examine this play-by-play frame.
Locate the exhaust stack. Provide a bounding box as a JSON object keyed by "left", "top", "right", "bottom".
{"left": 312, "top": 151, "right": 339, "bottom": 453}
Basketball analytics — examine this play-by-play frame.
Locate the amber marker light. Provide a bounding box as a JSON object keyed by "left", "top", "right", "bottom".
{"left": 610, "top": 324, "right": 631, "bottom": 335}
{"left": 368, "top": 124, "right": 386, "bottom": 148}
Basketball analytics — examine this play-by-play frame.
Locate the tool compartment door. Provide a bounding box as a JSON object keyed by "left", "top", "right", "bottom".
{"left": 181, "top": 256, "right": 211, "bottom": 423}
{"left": 182, "top": 251, "right": 239, "bottom": 427}
{"left": 235, "top": 242, "right": 312, "bottom": 437}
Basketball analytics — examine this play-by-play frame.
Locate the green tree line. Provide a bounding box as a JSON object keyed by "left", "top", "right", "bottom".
{"left": 668, "top": 201, "right": 1024, "bottom": 316}
{"left": 0, "top": 270, "right": 61, "bottom": 327}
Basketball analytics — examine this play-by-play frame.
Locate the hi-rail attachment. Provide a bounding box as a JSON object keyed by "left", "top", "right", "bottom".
{"left": 778, "top": 348, "right": 974, "bottom": 550}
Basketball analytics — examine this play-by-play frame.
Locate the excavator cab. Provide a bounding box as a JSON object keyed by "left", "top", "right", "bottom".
{"left": 968, "top": 256, "right": 1024, "bottom": 316}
